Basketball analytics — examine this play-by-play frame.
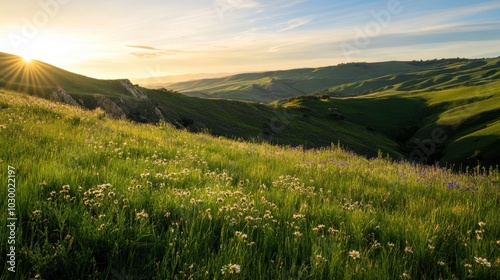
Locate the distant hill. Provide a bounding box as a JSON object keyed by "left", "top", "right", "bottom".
{"left": 1, "top": 52, "right": 498, "bottom": 167}
{"left": 131, "top": 72, "right": 233, "bottom": 88}
{"left": 164, "top": 58, "right": 500, "bottom": 103}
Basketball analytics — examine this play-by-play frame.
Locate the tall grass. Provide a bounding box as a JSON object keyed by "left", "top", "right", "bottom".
{"left": 1, "top": 89, "right": 499, "bottom": 279}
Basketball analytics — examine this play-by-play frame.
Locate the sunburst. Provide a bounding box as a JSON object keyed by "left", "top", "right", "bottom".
{"left": 0, "top": 53, "right": 57, "bottom": 96}
{"left": 22, "top": 55, "right": 33, "bottom": 63}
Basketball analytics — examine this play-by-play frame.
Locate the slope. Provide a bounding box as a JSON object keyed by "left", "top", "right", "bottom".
{"left": 164, "top": 58, "right": 500, "bottom": 103}
{"left": 279, "top": 80, "right": 500, "bottom": 167}
{"left": 0, "top": 52, "right": 400, "bottom": 158}
{"left": 1, "top": 89, "right": 499, "bottom": 279}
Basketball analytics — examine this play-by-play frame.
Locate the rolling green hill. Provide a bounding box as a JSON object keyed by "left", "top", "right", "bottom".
{"left": 0, "top": 52, "right": 402, "bottom": 159}
{"left": 164, "top": 58, "right": 500, "bottom": 103}
{"left": 278, "top": 82, "right": 500, "bottom": 167}
{"left": 1, "top": 52, "right": 498, "bottom": 167}
{"left": 162, "top": 57, "right": 500, "bottom": 167}
{"left": 1, "top": 89, "right": 499, "bottom": 279}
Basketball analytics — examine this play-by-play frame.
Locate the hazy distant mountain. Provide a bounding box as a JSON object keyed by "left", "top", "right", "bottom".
{"left": 131, "top": 73, "right": 233, "bottom": 88}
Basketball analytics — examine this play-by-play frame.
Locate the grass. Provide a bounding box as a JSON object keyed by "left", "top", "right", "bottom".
{"left": 1, "top": 89, "right": 499, "bottom": 279}
{"left": 277, "top": 78, "right": 500, "bottom": 167}
{"left": 0, "top": 52, "right": 401, "bottom": 159}
{"left": 1, "top": 52, "right": 499, "bottom": 168}
{"left": 165, "top": 58, "right": 500, "bottom": 103}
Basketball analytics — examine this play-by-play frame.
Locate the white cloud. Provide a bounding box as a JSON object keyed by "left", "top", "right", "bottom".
{"left": 277, "top": 17, "right": 312, "bottom": 32}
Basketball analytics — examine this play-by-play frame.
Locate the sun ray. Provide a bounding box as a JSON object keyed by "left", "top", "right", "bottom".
{"left": 0, "top": 54, "right": 62, "bottom": 97}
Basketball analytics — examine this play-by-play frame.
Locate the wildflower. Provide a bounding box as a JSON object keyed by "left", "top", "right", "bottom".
{"left": 349, "top": 250, "right": 361, "bottom": 259}
{"left": 221, "top": 264, "right": 241, "bottom": 274}
{"left": 293, "top": 231, "right": 303, "bottom": 240}
{"left": 497, "top": 240, "right": 500, "bottom": 245}
{"left": 478, "top": 221, "right": 486, "bottom": 227}
{"left": 388, "top": 242, "right": 395, "bottom": 248}
{"left": 313, "top": 224, "right": 325, "bottom": 231}
{"left": 135, "top": 209, "right": 149, "bottom": 220}
{"left": 474, "top": 257, "right": 491, "bottom": 267}
{"left": 98, "top": 223, "right": 106, "bottom": 231}
{"left": 328, "top": 227, "right": 339, "bottom": 234}
{"left": 32, "top": 209, "right": 42, "bottom": 216}
{"left": 400, "top": 272, "right": 411, "bottom": 279}
{"left": 372, "top": 241, "right": 382, "bottom": 249}
{"left": 293, "top": 214, "right": 305, "bottom": 219}
{"left": 263, "top": 213, "right": 272, "bottom": 219}
{"left": 404, "top": 246, "right": 413, "bottom": 254}
{"left": 438, "top": 261, "right": 446, "bottom": 266}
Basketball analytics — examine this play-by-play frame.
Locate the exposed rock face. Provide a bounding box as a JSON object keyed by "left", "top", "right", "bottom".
{"left": 118, "top": 79, "right": 148, "bottom": 99}
{"left": 50, "top": 87, "right": 80, "bottom": 107}
{"left": 154, "top": 107, "right": 166, "bottom": 122}
{"left": 93, "top": 95, "right": 126, "bottom": 119}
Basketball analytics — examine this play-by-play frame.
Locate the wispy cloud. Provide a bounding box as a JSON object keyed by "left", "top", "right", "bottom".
{"left": 127, "top": 45, "right": 176, "bottom": 59}
{"left": 382, "top": 1, "right": 500, "bottom": 36}
{"left": 127, "top": 45, "right": 161, "bottom": 51}
{"left": 277, "top": 17, "right": 312, "bottom": 32}
{"left": 3, "top": 0, "right": 499, "bottom": 79}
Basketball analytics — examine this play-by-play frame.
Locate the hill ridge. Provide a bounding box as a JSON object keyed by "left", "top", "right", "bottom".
{"left": 162, "top": 58, "right": 500, "bottom": 103}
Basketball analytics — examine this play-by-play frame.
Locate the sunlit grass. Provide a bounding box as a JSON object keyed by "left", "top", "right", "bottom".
{"left": 0, "top": 89, "right": 499, "bottom": 279}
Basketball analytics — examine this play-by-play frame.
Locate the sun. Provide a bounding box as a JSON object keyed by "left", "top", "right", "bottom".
{"left": 22, "top": 55, "right": 33, "bottom": 63}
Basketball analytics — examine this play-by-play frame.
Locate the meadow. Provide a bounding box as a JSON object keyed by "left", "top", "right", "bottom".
{"left": 1, "top": 89, "right": 499, "bottom": 279}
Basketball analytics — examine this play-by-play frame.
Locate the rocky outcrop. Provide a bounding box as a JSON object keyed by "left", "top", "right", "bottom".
{"left": 118, "top": 79, "right": 148, "bottom": 99}
{"left": 154, "top": 107, "right": 166, "bottom": 122}
{"left": 93, "top": 95, "right": 126, "bottom": 119}
{"left": 50, "top": 87, "right": 80, "bottom": 107}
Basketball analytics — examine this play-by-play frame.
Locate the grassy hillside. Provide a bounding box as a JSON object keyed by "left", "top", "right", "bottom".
{"left": 1, "top": 52, "right": 498, "bottom": 167}
{"left": 1, "top": 89, "right": 499, "bottom": 279}
{"left": 0, "top": 52, "right": 402, "bottom": 159}
{"left": 165, "top": 58, "right": 500, "bottom": 103}
{"left": 278, "top": 79, "right": 500, "bottom": 167}
{"left": 0, "top": 53, "right": 136, "bottom": 98}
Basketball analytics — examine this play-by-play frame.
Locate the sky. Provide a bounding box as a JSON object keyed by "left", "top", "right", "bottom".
{"left": 1, "top": 0, "right": 500, "bottom": 79}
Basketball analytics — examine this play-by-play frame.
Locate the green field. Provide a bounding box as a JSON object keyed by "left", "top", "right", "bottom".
{"left": 1, "top": 89, "right": 499, "bottom": 279}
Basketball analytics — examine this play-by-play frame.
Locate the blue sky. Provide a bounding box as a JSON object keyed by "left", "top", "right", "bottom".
{"left": 1, "top": 0, "right": 500, "bottom": 79}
